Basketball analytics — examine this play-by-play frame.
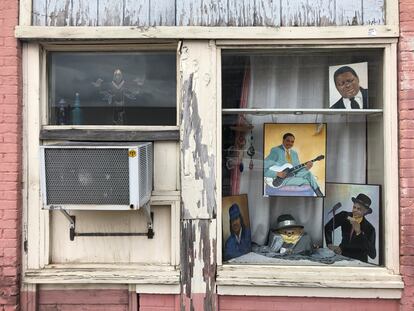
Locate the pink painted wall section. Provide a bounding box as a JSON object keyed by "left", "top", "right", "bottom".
{"left": 218, "top": 296, "right": 400, "bottom": 311}
{"left": 139, "top": 294, "right": 180, "bottom": 311}
{"left": 37, "top": 289, "right": 130, "bottom": 311}
{"left": 399, "top": 0, "right": 414, "bottom": 310}
{"left": 0, "top": 0, "right": 21, "bottom": 310}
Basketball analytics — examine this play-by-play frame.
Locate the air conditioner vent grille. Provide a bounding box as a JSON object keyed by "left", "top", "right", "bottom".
{"left": 44, "top": 148, "right": 130, "bottom": 205}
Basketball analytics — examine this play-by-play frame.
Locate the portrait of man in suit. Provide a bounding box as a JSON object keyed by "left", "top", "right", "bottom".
{"left": 329, "top": 62, "right": 368, "bottom": 109}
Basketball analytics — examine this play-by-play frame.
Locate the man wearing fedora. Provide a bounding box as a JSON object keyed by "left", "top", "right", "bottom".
{"left": 324, "top": 193, "right": 376, "bottom": 263}
{"left": 224, "top": 203, "right": 251, "bottom": 261}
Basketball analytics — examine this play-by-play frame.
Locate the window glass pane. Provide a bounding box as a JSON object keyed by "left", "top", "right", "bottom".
{"left": 48, "top": 51, "right": 176, "bottom": 126}
{"left": 221, "top": 49, "right": 384, "bottom": 267}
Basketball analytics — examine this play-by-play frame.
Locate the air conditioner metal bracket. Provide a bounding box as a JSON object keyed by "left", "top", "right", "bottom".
{"left": 59, "top": 208, "right": 154, "bottom": 241}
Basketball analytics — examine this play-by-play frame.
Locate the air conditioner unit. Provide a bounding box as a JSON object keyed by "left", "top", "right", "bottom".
{"left": 40, "top": 142, "right": 153, "bottom": 211}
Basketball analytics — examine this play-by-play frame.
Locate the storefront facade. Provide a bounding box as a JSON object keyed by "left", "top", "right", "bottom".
{"left": 0, "top": 0, "right": 413, "bottom": 310}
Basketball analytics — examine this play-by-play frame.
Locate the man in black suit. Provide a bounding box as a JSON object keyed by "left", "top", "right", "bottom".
{"left": 324, "top": 193, "right": 376, "bottom": 263}
{"left": 331, "top": 66, "right": 368, "bottom": 109}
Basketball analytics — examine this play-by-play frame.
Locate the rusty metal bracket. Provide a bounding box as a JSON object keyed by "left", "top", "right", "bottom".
{"left": 59, "top": 210, "right": 154, "bottom": 241}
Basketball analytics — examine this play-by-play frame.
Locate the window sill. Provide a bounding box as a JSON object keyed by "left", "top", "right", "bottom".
{"left": 23, "top": 263, "right": 180, "bottom": 289}
{"left": 40, "top": 126, "right": 180, "bottom": 141}
{"left": 217, "top": 265, "right": 403, "bottom": 299}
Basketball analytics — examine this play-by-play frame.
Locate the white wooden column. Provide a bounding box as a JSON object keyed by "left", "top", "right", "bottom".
{"left": 179, "top": 40, "right": 218, "bottom": 310}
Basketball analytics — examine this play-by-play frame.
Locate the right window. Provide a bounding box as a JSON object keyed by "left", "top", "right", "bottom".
{"left": 221, "top": 49, "right": 385, "bottom": 267}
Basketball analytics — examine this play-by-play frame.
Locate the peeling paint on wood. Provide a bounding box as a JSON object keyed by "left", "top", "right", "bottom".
{"left": 31, "top": 0, "right": 384, "bottom": 26}
{"left": 281, "top": 0, "right": 308, "bottom": 26}
{"left": 150, "top": 0, "right": 176, "bottom": 26}
{"left": 124, "top": 0, "right": 150, "bottom": 26}
{"left": 228, "top": 0, "right": 255, "bottom": 26}
{"left": 32, "top": 0, "right": 47, "bottom": 26}
{"left": 98, "top": 0, "right": 123, "bottom": 26}
{"left": 176, "top": 0, "right": 202, "bottom": 26}
{"left": 363, "top": 0, "right": 384, "bottom": 25}
{"left": 255, "top": 0, "right": 281, "bottom": 27}
{"left": 201, "top": 0, "right": 228, "bottom": 26}
{"left": 181, "top": 219, "right": 217, "bottom": 311}
{"left": 72, "top": 0, "right": 98, "bottom": 26}
{"left": 336, "top": 0, "right": 362, "bottom": 25}
{"left": 314, "top": 0, "right": 335, "bottom": 26}
{"left": 180, "top": 41, "right": 217, "bottom": 219}
{"left": 47, "top": 0, "right": 71, "bottom": 26}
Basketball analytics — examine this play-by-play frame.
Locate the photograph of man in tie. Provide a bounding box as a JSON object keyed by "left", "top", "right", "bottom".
{"left": 329, "top": 62, "right": 368, "bottom": 109}
{"left": 264, "top": 131, "right": 324, "bottom": 197}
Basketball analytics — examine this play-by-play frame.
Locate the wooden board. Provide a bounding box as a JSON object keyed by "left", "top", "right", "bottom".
{"left": 39, "top": 129, "right": 180, "bottom": 141}
{"left": 154, "top": 142, "right": 179, "bottom": 191}
{"left": 176, "top": 0, "right": 202, "bottom": 25}
{"left": 150, "top": 0, "right": 176, "bottom": 26}
{"left": 255, "top": 0, "right": 281, "bottom": 27}
{"left": 50, "top": 206, "right": 171, "bottom": 263}
{"left": 30, "top": 0, "right": 386, "bottom": 26}
{"left": 47, "top": 0, "right": 71, "bottom": 26}
{"left": 311, "top": 0, "right": 335, "bottom": 26}
{"left": 180, "top": 40, "right": 217, "bottom": 219}
{"left": 363, "top": 0, "right": 385, "bottom": 25}
{"left": 181, "top": 219, "right": 217, "bottom": 310}
{"left": 32, "top": 0, "right": 47, "bottom": 26}
{"left": 71, "top": 0, "right": 98, "bottom": 26}
{"left": 336, "top": 0, "right": 363, "bottom": 25}
{"left": 98, "top": 0, "right": 123, "bottom": 26}
{"left": 201, "top": 0, "right": 228, "bottom": 26}
{"left": 124, "top": 0, "right": 150, "bottom": 26}
{"left": 281, "top": 0, "right": 308, "bottom": 26}
{"left": 228, "top": 0, "right": 255, "bottom": 26}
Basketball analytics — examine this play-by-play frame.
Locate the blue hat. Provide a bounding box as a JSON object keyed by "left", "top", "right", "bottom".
{"left": 229, "top": 203, "right": 241, "bottom": 221}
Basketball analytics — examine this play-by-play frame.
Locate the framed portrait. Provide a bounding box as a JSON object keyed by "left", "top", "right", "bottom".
{"left": 263, "top": 123, "right": 326, "bottom": 197}
{"left": 329, "top": 62, "right": 368, "bottom": 109}
{"left": 222, "top": 194, "right": 252, "bottom": 261}
{"left": 323, "top": 183, "right": 380, "bottom": 265}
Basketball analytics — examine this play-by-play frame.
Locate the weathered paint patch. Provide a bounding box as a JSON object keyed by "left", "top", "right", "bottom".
{"left": 336, "top": 0, "right": 363, "bottom": 25}
{"left": 363, "top": 0, "right": 384, "bottom": 25}
{"left": 98, "top": 0, "right": 123, "bottom": 26}
{"left": 255, "top": 0, "right": 281, "bottom": 27}
{"left": 180, "top": 220, "right": 217, "bottom": 311}
{"left": 71, "top": 0, "right": 98, "bottom": 26}
{"left": 31, "top": 0, "right": 384, "bottom": 26}
{"left": 180, "top": 73, "right": 217, "bottom": 219}
{"left": 47, "top": 0, "right": 71, "bottom": 26}
{"left": 150, "top": 0, "right": 176, "bottom": 26}
{"left": 181, "top": 220, "right": 195, "bottom": 310}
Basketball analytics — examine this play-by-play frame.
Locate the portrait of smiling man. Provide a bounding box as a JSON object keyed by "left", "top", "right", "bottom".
{"left": 329, "top": 62, "right": 369, "bottom": 109}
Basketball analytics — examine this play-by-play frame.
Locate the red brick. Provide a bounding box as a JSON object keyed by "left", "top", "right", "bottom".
{"left": 2, "top": 227, "right": 18, "bottom": 238}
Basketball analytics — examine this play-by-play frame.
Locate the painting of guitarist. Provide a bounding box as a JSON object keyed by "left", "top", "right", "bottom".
{"left": 263, "top": 123, "right": 326, "bottom": 197}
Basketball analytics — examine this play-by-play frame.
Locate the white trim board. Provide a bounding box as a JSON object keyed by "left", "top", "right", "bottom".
{"left": 15, "top": 25, "right": 399, "bottom": 40}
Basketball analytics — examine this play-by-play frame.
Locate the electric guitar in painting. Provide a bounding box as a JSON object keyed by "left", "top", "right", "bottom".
{"left": 266, "top": 155, "right": 325, "bottom": 188}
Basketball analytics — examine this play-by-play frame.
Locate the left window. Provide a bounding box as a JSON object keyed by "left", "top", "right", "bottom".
{"left": 47, "top": 51, "right": 176, "bottom": 126}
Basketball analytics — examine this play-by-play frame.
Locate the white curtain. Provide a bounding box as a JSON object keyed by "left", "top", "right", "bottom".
{"left": 239, "top": 55, "right": 366, "bottom": 245}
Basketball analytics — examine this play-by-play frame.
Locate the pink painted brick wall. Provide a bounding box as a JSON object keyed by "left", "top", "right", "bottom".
{"left": 218, "top": 296, "right": 400, "bottom": 311}
{"left": 0, "top": 0, "right": 21, "bottom": 310}
{"left": 38, "top": 289, "right": 130, "bottom": 311}
{"left": 139, "top": 294, "right": 180, "bottom": 311}
{"left": 399, "top": 0, "right": 414, "bottom": 310}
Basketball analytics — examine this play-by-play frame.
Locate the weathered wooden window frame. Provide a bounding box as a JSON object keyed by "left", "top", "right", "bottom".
{"left": 21, "top": 42, "right": 181, "bottom": 291}
{"left": 215, "top": 39, "right": 403, "bottom": 299}
{"left": 17, "top": 0, "right": 401, "bottom": 298}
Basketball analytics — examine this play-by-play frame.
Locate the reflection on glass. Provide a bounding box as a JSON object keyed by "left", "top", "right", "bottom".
{"left": 221, "top": 50, "right": 384, "bottom": 267}
{"left": 48, "top": 52, "right": 176, "bottom": 125}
